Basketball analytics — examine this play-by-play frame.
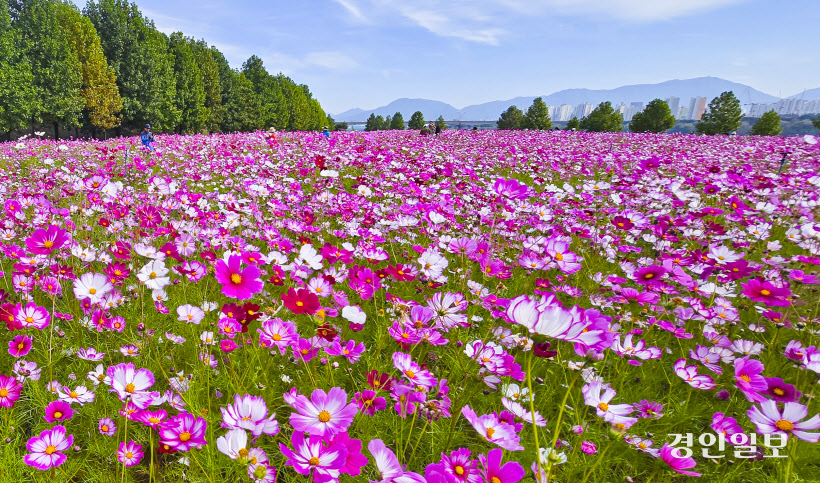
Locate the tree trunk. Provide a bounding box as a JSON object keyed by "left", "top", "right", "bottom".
{"left": 53, "top": 122, "right": 59, "bottom": 140}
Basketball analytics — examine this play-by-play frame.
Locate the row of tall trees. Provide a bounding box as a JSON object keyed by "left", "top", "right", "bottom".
{"left": 1, "top": 0, "right": 330, "bottom": 138}
{"left": 363, "top": 111, "right": 446, "bottom": 131}
{"left": 497, "top": 97, "right": 552, "bottom": 130}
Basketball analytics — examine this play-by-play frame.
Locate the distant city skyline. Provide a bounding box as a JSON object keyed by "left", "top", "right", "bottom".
{"left": 74, "top": 0, "right": 820, "bottom": 114}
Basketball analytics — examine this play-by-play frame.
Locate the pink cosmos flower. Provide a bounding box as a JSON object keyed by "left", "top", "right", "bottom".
{"left": 325, "top": 339, "right": 366, "bottom": 363}
{"left": 674, "top": 359, "right": 715, "bottom": 390}
{"left": 747, "top": 400, "right": 820, "bottom": 443}
{"left": 582, "top": 381, "right": 638, "bottom": 428}
{"left": 763, "top": 377, "right": 801, "bottom": 402}
{"left": 493, "top": 178, "right": 532, "bottom": 200}
{"left": 711, "top": 413, "right": 747, "bottom": 444}
{"left": 479, "top": 448, "right": 525, "bottom": 483}
{"left": 289, "top": 387, "right": 357, "bottom": 437}
{"left": 257, "top": 318, "right": 297, "bottom": 355}
{"left": 117, "top": 441, "right": 144, "bottom": 466}
{"left": 659, "top": 443, "right": 701, "bottom": 477}
{"left": 25, "top": 225, "right": 69, "bottom": 255}
{"left": 279, "top": 431, "right": 348, "bottom": 483}
{"left": 98, "top": 418, "right": 117, "bottom": 436}
{"left": 24, "top": 425, "right": 73, "bottom": 470}
{"left": 221, "top": 394, "right": 280, "bottom": 437}
{"left": 44, "top": 401, "right": 73, "bottom": 423}
{"left": 633, "top": 265, "right": 666, "bottom": 284}
{"left": 368, "top": 438, "right": 425, "bottom": 482}
{"left": 159, "top": 412, "right": 208, "bottom": 451}
{"left": 326, "top": 432, "right": 368, "bottom": 477}
{"left": 0, "top": 374, "right": 23, "bottom": 407}
{"left": 13, "top": 302, "right": 50, "bottom": 330}
{"left": 8, "top": 334, "right": 32, "bottom": 357}
{"left": 461, "top": 406, "right": 523, "bottom": 451}
{"left": 393, "top": 351, "right": 437, "bottom": 388}
{"left": 734, "top": 356, "right": 768, "bottom": 403}
{"left": 215, "top": 256, "right": 264, "bottom": 300}
{"left": 281, "top": 287, "right": 320, "bottom": 315}
{"left": 740, "top": 279, "right": 790, "bottom": 307}
{"left": 355, "top": 390, "right": 386, "bottom": 416}
{"left": 440, "top": 448, "right": 481, "bottom": 483}
{"left": 107, "top": 362, "right": 156, "bottom": 409}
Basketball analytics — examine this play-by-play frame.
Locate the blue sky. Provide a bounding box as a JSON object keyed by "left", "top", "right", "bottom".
{"left": 79, "top": 0, "right": 820, "bottom": 114}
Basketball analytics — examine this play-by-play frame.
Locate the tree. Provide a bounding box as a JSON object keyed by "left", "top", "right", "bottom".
{"left": 169, "top": 33, "right": 207, "bottom": 133}
{"left": 365, "top": 113, "right": 379, "bottom": 131}
{"left": 629, "top": 98, "right": 674, "bottom": 133}
{"left": 579, "top": 102, "right": 623, "bottom": 132}
{"left": 17, "top": 0, "right": 85, "bottom": 138}
{"left": 390, "top": 112, "right": 404, "bottom": 130}
{"left": 565, "top": 117, "right": 579, "bottom": 131}
{"left": 242, "top": 56, "right": 286, "bottom": 129}
{"left": 496, "top": 105, "right": 523, "bottom": 130}
{"left": 384, "top": 115, "right": 392, "bottom": 130}
{"left": 334, "top": 122, "right": 348, "bottom": 131}
{"left": 408, "top": 111, "right": 425, "bottom": 129}
{"left": 812, "top": 115, "right": 820, "bottom": 132}
{"left": 0, "top": 0, "right": 35, "bottom": 135}
{"left": 56, "top": 2, "right": 122, "bottom": 132}
{"left": 193, "top": 40, "right": 222, "bottom": 133}
{"left": 221, "top": 72, "right": 261, "bottom": 132}
{"left": 750, "top": 110, "right": 782, "bottom": 136}
{"left": 522, "top": 97, "right": 552, "bottom": 130}
{"left": 84, "top": 0, "right": 179, "bottom": 131}
{"left": 435, "top": 116, "right": 447, "bottom": 130}
{"left": 697, "top": 91, "right": 742, "bottom": 135}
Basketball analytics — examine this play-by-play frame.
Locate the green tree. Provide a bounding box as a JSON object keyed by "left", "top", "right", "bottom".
{"left": 326, "top": 114, "right": 335, "bottom": 129}
{"left": 169, "top": 33, "right": 207, "bottom": 133}
{"left": 193, "top": 40, "right": 222, "bottom": 133}
{"left": 222, "top": 72, "right": 261, "bottom": 132}
{"left": 629, "top": 98, "right": 674, "bottom": 133}
{"left": 0, "top": 0, "right": 35, "bottom": 135}
{"left": 390, "top": 112, "right": 404, "bottom": 130}
{"left": 812, "top": 115, "right": 820, "bottom": 132}
{"left": 435, "top": 116, "right": 447, "bottom": 130}
{"left": 579, "top": 102, "right": 624, "bottom": 132}
{"left": 750, "top": 110, "right": 782, "bottom": 136}
{"left": 384, "top": 115, "right": 392, "bottom": 130}
{"left": 522, "top": 97, "right": 552, "bottom": 130}
{"left": 696, "top": 91, "right": 742, "bottom": 135}
{"left": 364, "top": 113, "right": 379, "bottom": 131}
{"left": 17, "top": 0, "right": 84, "bottom": 138}
{"left": 565, "top": 117, "right": 580, "bottom": 130}
{"left": 84, "top": 0, "right": 179, "bottom": 131}
{"left": 242, "top": 56, "right": 289, "bottom": 129}
{"left": 408, "top": 111, "right": 425, "bottom": 129}
{"left": 496, "top": 105, "right": 523, "bottom": 130}
{"left": 56, "top": 2, "right": 122, "bottom": 132}
{"left": 334, "top": 121, "right": 349, "bottom": 131}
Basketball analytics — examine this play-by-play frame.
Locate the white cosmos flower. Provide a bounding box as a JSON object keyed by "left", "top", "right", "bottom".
{"left": 73, "top": 273, "right": 113, "bottom": 304}
{"left": 341, "top": 305, "right": 366, "bottom": 325}
{"left": 136, "top": 260, "right": 170, "bottom": 290}
{"left": 217, "top": 428, "right": 249, "bottom": 460}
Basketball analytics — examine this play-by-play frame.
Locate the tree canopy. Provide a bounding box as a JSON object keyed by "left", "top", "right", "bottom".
{"left": 696, "top": 91, "right": 742, "bottom": 135}
{"left": 408, "top": 111, "right": 425, "bottom": 130}
{"left": 579, "top": 102, "right": 624, "bottom": 132}
{"left": 0, "top": 0, "right": 329, "bottom": 137}
{"left": 497, "top": 105, "right": 523, "bottom": 130}
{"left": 750, "top": 110, "right": 782, "bottom": 136}
{"left": 522, "top": 97, "right": 552, "bottom": 130}
{"left": 629, "top": 98, "right": 675, "bottom": 133}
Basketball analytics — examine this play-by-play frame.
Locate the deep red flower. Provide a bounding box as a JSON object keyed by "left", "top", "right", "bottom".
{"left": 281, "top": 288, "right": 320, "bottom": 315}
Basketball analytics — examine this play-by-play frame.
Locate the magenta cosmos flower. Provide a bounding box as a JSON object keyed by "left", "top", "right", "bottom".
{"left": 734, "top": 356, "right": 767, "bottom": 403}
{"left": 8, "top": 335, "right": 32, "bottom": 357}
{"left": 215, "top": 256, "right": 264, "bottom": 300}
{"left": 740, "top": 279, "right": 790, "bottom": 307}
{"left": 107, "top": 362, "right": 156, "bottom": 409}
{"left": 493, "top": 178, "right": 532, "bottom": 200}
{"left": 289, "top": 387, "right": 357, "bottom": 437}
{"left": 392, "top": 352, "right": 437, "bottom": 388}
{"left": 479, "top": 448, "right": 525, "bottom": 483}
{"left": 747, "top": 401, "right": 820, "bottom": 443}
{"left": 659, "top": 443, "right": 701, "bottom": 477}
{"left": 25, "top": 225, "right": 69, "bottom": 255}
{"left": 279, "top": 431, "right": 348, "bottom": 483}
{"left": 13, "top": 303, "right": 50, "bottom": 330}
{"left": 281, "top": 287, "right": 320, "bottom": 315}
{"left": 159, "top": 412, "right": 208, "bottom": 451}
{"left": 461, "top": 406, "right": 523, "bottom": 451}
{"left": 221, "top": 393, "right": 280, "bottom": 437}
{"left": 44, "top": 401, "right": 73, "bottom": 423}
{"left": 0, "top": 374, "right": 22, "bottom": 407}
{"left": 24, "top": 425, "right": 73, "bottom": 470}
{"left": 117, "top": 441, "right": 144, "bottom": 467}
{"left": 633, "top": 265, "right": 666, "bottom": 284}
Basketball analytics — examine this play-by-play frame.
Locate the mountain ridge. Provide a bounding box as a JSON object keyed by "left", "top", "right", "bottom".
{"left": 334, "top": 77, "right": 801, "bottom": 122}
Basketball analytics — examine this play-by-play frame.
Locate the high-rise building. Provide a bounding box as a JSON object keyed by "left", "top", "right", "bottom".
{"left": 556, "top": 104, "right": 573, "bottom": 122}
{"left": 688, "top": 97, "right": 707, "bottom": 121}
{"left": 573, "top": 103, "right": 593, "bottom": 120}
{"left": 665, "top": 97, "right": 680, "bottom": 118}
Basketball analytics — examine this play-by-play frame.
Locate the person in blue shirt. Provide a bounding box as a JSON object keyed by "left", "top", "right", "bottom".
{"left": 140, "top": 124, "right": 155, "bottom": 150}
{"left": 322, "top": 126, "right": 330, "bottom": 138}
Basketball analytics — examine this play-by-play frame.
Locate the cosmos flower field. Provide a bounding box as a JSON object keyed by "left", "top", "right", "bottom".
{"left": 0, "top": 130, "right": 819, "bottom": 482}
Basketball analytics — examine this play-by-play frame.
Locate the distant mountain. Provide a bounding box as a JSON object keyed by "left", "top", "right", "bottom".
{"left": 334, "top": 77, "right": 782, "bottom": 122}
{"left": 787, "top": 88, "right": 820, "bottom": 100}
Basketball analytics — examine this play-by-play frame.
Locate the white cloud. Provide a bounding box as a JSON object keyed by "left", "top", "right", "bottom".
{"left": 529, "top": 0, "right": 749, "bottom": 22}
{"left": 333, "top": 0, "right": 368, "bottom": 22}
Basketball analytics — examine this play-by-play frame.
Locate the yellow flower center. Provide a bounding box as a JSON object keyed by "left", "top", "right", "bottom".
{"left": 125, "top": 383, "right": 136, "bottom": 394}
{"left": 45, "top": 445, "right": 57, "bottom": 455}
{"left": 179, "top": 432, "right": 191, "bottom": 442}
{"left": 25, "top": 317, "right": 34, "bottom": 324}
{"left": 639, "top": 442, "right": 647, "bottom": 449}
{"left": 126, "top": 452, "right": 133, "bottom": 459}
{"left": 0, "top": 389, "right": 8, "bottom": 397}
{"left": 554, "top": 253, "right": 564, "bottom": 261}
{"left": 309, "top": 456, "right": 320, "bottom": 465}
{"left": 491, "top": 478, "right": 501, "bottom": 483}
{"left": 150, "top": 272, "right": 157, "bottom": 279}
{"left": 740, "top": 375, "right": 750, "bottom": 383}
{"left": 69, "top": 391, "right": 78, "bottom": 398}
{"left": 644, "top": 273, "right": 654, "bottom": 279}
{"left": 272, "top": 334, "right": 282, "bottom": 341}
{"left": 44, "top": 241, "right": 54, "bottom": 248}
{"left": 404, "top": 370, "right": 416, "bottom": 379}
{"left": 486, "top": 427, "right": 495, "bottom": 439}
{"left": 89, "top": 288, "right": 97, "bottom": 295}
{"left": 230, "top": 274, "right": 242, "bottom": 284}
{"left": 296, "top": 301, "right": 304, "bottom": 307}
{"left": 773, "top": 388, "right": 785, "bottom": 396}
{"left": 318, "top": 411, "right": 331, "bottom": 423}
{"left": 760, "top": 289, "right": 771, "bottom": 296}
{"left": 455, "top": 466, "right": 465, "bottom": 475}
{"left": 775, "top": 420, "right": 794, "bottom": 431}
{"left": 149, "top": 417, "right": 160, "bottom": 424}
{"left": 101, "top": 425, "right": 109, "bottom": 432}
{"left": 54, "top": 411, "right": 63, "bottom": 419}
{"left": 598, "top": 402, "right": 609, "bottom": 412}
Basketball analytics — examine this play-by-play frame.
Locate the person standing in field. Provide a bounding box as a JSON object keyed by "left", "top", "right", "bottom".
{"left": 140, "top": 124, "right": 155, "bottom": 151}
